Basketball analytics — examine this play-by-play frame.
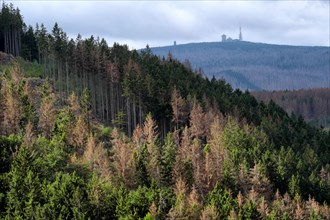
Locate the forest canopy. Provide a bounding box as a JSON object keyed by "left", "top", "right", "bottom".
{"left": 1, "top": 2, "right": 330, "bottom": 219}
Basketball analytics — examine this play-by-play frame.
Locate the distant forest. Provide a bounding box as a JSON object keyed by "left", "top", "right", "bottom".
{"left": 253, "top": 88, "right": 330, "bottom": 128}
{"left": 151, "top": 41, "right": 330, "bottom": 91}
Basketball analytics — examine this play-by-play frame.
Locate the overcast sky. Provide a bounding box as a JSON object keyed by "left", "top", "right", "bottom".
{"left": 8, "top": 0, "right": 330, "bottom": 49}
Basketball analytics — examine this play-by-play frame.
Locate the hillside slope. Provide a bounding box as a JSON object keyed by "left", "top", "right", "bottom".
{"left": 1, "top": 3, "right": 330, "bottom": 218}
{"left": 2, "top": 55, "right": 330, "bottom": 219}
{"left": 151, "top": 41, "right": 330, "bottom": 91}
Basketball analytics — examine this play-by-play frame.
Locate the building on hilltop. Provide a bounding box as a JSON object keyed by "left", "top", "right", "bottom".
{"left": 222, "top": 27, "right": 243, "bottom": 42}
{"left": 222, "top": 34, "right": 227, "bottom": 42}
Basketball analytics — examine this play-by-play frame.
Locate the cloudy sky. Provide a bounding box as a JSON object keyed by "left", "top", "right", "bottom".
{"left": 8, "top": 0, "right": 330, "bottom": 49}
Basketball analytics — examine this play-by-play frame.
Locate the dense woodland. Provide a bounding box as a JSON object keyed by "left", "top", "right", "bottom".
{"left": 253, "top": 88, "right": 330, "bottom": 129}
{"left": 1, "top": 3, "right": 330, "bottom": 219}
{"left": 151, "top": 41, "right": 330, "bottom": 91}
{"left": 0, "top": 3, "right": 23, "bottom": 57}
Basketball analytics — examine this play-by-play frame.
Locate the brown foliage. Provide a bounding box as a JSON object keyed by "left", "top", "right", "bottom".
{"left": 258, "top": 197, "right": 269, "bottom": 218}
{"left": 191, "top": 138, "right": 203, "bottom": 192}
{"left": 83, "top": 134, "right": 110, "bottom": 179}
{"left": 190, "top": 101, "right": 204, "bottom": 139}
{"left": 143, "top": 114, "right": 161, "bottom": 182}
{"left": 132, "top": 124, "right": 143, "bottom": 148}
{"left": 23, "top": 121, "right": 35, "bottom": 147}
{"left": 168, "top": 178, "right": 188, "bottom": 219}
{"left": 204, "top": 116, "right": 227, "bottom": 190}
{"left": 111, "top": 128, "right": 135, "bottom": 187}
{"left": 200, "top": 204, "right": 219, "bottom": 220}
{"left": 171, "top": 87, "right": 187, "bottom": 129}
{"left": 38, "top": 93, "right": 56, "bottom": 138}
{"left": 70, "top": 115, "right": 88, "bottom": 152}
{"left": 173, "top": 126, "right": 192, "bottom": 183}
{"left": 3, "top": 86, "right": 22, "bottom": 134}
{"left": 149, "top": 201, "right": 158, "bottom": 218}
{"left": 1, "top": 67, "right": 23, "bottom": 135}
{"left": 249, "top": 163, "right": 273, "bottom": 200}
{"left": 68, "top": 92, "right": 81, "bottom": 117}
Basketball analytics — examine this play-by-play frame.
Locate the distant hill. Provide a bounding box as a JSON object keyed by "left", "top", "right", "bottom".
{"left": 150, "top": 41, "right": 330, "bottom": 91}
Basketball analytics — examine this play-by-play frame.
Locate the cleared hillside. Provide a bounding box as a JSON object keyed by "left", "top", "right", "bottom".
{"left": 151, "top": 41, "right": 330, "bottom": 91}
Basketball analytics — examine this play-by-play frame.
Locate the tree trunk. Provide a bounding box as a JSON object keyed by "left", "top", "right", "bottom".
{"left": 126, "top": 98, "right": 131, "bottom": 136}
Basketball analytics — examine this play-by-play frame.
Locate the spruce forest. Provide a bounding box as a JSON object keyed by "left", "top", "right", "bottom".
{"left": 1, "top": 3, "right": 330, "bottom": 219}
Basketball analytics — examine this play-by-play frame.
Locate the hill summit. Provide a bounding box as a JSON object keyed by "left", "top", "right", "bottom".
{"left": 151, "top": 41, "right": 330, "bottom": 91}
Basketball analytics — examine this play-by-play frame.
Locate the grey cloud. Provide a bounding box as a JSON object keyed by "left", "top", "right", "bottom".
{"left": 10, "top": 1, "right": 330, "bottom": 49}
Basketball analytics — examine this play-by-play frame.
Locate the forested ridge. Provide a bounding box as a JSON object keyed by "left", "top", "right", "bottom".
{"left": 151, "top": 41, "right": 330, "bottom": 91}
{"left": 253, "top": 88, "right": 330, "bottom": 129}
{"left": 1, "top": 3, "right": 330, "bottom": 219}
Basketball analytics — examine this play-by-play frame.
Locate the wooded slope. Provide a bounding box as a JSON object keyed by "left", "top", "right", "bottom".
{"left": 253, "top": 88, "right": 330, "bottom": 128}
{"left": 1, "top": 3, "right": 330, "bottom": 219}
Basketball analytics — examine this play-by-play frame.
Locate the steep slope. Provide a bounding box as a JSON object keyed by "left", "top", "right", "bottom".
{"left": 1, "top": 59, "right": 330, "bottom": 219}
{"left": 151, "top": 41, "right": 330, "bottom": 91}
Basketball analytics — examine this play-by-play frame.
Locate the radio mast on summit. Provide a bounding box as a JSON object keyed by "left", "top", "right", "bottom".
{"left": 239, "top": 26, "right": 243, "bottom": 41}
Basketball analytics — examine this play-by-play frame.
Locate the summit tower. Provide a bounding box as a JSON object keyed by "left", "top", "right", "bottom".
{"left": 239, "top": 26, "right": 243, "bottom": 41}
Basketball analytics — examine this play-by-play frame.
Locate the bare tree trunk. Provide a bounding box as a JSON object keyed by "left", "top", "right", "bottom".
{"left": 4, "top": 32, "right": 8, "bottom": 54}
{"left": 92, "top": 70, "right": 97, "bottom": 115}
{"left": 74, "top": 61, "right": 79, "bottom": 96}
{"left": 139, "top": 96, "right": 143, "bottom": 125}
{"left": 66, "top": 59, "right": 69, "bottom": 97}
{"left": 110, "top": 79, "right": 115, "bottom": 123}
{"left": 126, "top": 98, "right": 131, "bottom": 136}
{"left": 133, "top": 97, "right": 137, "bottom": 128}
{"left": 58, "top": 61, "right": 62, "bottom": 98}
{"left": 105, "top": 82, "right": 109, "bottom": 123}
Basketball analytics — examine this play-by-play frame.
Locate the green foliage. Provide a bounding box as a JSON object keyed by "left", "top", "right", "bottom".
{"left": 222, "top": 118, "right": 269, "bottom": 167}
{"left": 17, "top": 58, "right": 43, "bottom": 78}
{"left": 160, "top": 133, "right": 177, "bottom": 186}
{"left": 38, "top": 172, "right": 87, "bottom": 219}
{"left": 205, "top": 184, "right": 237, "bottom": 219}
{"left": 288, "top": 175, "right": 301, "bottom": 198}
{"left": 238, "top": 200, "right": 261, "bottom": 219}
{"left": 116, "top": 185, "right": 157, "bottom": 219}
{"left": 52, "top": 108, "right": 72, "bottom": 142}
{"left": 134, "top": 143, "right": 151, "bottom": 187}
{"left": 0, "top": 135, "right": 21, "bottom": 174}
{"left": 20, "top": 92, "right": 38, "bottom": 129}
{"left": 0, "top": 135, "right": 21, "bottom": 215}
{"left": 113, "top": 111, "right": 127, "bottom": 130}
{"left": 86, "top": 174, "right": 117, "bottom": 219}
{"left": 143, "top": 212, "right": 156, "bottom": 220}
{"left": 33, "top": 136, "right": 68, "bottom": 179}
{"left": 5, "top": 147, "right": 40, "bottom": 219}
